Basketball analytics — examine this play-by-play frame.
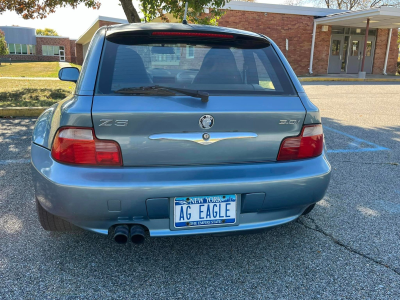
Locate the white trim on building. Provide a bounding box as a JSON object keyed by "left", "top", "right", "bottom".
{"left": 35, "top": 35, "right": 70, "bottom": 38}
{"left": 76, "top": 16, "right": 128, "bottom": 45}
{"left": 222, "top": 2, "right": 346, "bottom": 17}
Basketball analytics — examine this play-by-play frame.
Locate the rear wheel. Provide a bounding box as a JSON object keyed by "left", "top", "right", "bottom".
{"left": 302, "top": 203, "right": 316, "bottom": 216}
{"left": 36, "top": 198, "right": 78, "bottom": 231}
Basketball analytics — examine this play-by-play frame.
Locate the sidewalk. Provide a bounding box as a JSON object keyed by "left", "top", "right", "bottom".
{"left": 298, "top": 74, "right": 400, "bottom": 82}
{"left": 59, "top": 62, "right": 71, "bottom": 68}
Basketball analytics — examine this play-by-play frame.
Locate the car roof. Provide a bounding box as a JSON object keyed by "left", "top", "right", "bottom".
{"left": 106, "top": 23, "right": 264, "bottom": 40}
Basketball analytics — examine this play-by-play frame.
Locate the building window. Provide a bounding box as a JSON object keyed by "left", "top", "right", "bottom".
{"left": 21, "top": 44, "right": 27, "bottom": 55}
{"left": 42, "top": 45, "right": 63, "bottom": 56}
{"left": 54, "top": 46, "right": 60, "bottom": 55}
{"left": 15, "top": 44, "right": 21, "bottom": 54}
{"left": 331, "top": 40, "right": 340, "bottom": 56}
{"left": 8, "top": 44, "right": 15, "bottom": 54}
{"left": 28, "top": 45, "right": 36, "bottom": 55}
{"left": 186, "top": 45, "right": 194, "bottom": 58}
{"left": 366, "top": 41, "right": 372, "bottom": 56}
{"left": 351, "top": 41, "right": 359, "bottom": 56}
{"left": 331, "top": 26, "right": 345, "bottom": 34}
{"left": 6, "top": 43, "right": 36, "bottom": 55}
{"left": 42, "top": 45, "right": 49, "bottom": 55}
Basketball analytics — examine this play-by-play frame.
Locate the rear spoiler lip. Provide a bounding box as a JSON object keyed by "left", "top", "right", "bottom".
{"left": 105, "top": 29, "right": 270, "bottom": 46}
{"left": 105, "top": 23, "right": 263, "bottom": 39}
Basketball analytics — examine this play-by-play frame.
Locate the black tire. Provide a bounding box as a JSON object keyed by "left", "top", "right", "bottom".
{"left": 302, "top": 203, "right": 316, "bottom": 216}
{"left": 36, "top": 198, "right": 79, "bottom": 231}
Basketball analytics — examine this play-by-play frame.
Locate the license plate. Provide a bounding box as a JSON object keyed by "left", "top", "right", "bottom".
{"left": 174, "top": 195, "right": 237, "bottom": 228}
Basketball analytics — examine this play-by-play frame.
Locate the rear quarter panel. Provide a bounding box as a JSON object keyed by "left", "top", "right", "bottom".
{"left": 32, "top": 27, "right": 106, "bottom": 149}
{"left": 266, "top": 36, "right": 321, "bottom": 125}
{"left": 32, "top": 95, "right": 93, "bottom": 149}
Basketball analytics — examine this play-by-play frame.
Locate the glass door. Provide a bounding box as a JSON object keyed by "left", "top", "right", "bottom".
{"left": 328, "top": 35, "right": 344, "bottom": 74}
{"left": 59, "top": 46, "right": 65, "bottom": 62}
{"left": 346, "top": 37, "right": 363, "bottom": 74}
{"left": 362, "top": 37, "right": 375, "bottom": 74}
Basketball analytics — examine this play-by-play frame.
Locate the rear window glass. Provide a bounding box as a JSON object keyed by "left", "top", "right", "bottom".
{"left": 95, "top": 35, "right": 295, "bottom": 96}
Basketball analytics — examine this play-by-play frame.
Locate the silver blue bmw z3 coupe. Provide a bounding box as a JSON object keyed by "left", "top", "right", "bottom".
{"left": 31, "top": 23, "right": 331, "bottom": 244}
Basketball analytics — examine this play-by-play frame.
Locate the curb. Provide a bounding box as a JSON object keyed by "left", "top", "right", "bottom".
{"left": 0, "top": 107, "right": 46, "bottom": 117}
{"left": 298, "top": 77, "right": 400, "bottom": 82}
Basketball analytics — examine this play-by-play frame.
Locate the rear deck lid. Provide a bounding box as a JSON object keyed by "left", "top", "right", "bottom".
{"left": 92, "top": 28, "right": 304, "bottom": 166}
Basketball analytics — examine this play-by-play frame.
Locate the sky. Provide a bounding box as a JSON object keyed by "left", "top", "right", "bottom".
{"left": 0, "top": 0, "right": 287, "bottom": 40}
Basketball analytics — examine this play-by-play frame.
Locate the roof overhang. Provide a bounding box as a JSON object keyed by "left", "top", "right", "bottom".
{"left": 222, "top": 2, "right": 345, "bottom": 17}
{"left": 76, "top": 16, "right": 128, "bottom": 45}
{"left": 315, "top": 6, "right": 400, "bottom": 28}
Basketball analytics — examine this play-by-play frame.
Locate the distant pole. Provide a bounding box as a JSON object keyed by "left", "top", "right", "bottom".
{"left": 361, "top": 18, "right": 370, "bottom": 72}
{"left": 182, "top": 2, "right": 189, "bottom": 24}
{"left": 309, "top": 21, "right": 317, "bottom": 74}
{"left": 383, "top": 28, "right": 392, "bottom": 75}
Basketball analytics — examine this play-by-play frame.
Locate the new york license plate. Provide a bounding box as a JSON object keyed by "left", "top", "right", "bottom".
{"left": 174, "top": 195, "right": 237, "bottom": 228}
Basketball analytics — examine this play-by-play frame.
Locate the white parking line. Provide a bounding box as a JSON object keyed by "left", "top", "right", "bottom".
{"left": 0, "top": 159, "right": 30, "bottom": 165}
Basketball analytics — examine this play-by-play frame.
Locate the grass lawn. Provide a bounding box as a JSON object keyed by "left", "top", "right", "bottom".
{"left": 70, "top": 63, "right": 82, "bottom": 70}
{"left": 0, "top": 61, "right": 60, "bottom": 78}
{"left": 0, "top": 79, "right": 75, "bottom": 107}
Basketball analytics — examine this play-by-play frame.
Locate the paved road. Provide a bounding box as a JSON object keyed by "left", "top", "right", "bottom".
{"left": 0, "top": 82, "right": 399, "bottom": 299}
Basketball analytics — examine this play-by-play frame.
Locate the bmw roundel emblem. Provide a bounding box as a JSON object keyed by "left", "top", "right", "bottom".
{"left": 199, "top": 115, "right": 214, "bottom": 129}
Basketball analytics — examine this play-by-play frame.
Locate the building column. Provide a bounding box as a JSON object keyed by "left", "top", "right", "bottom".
{"left": 309, "top": 21, "right": 317, "bottom": 74}
{"left": 383, "top": 28, "right": 392, "bottom": 75}
{"left": 359, "top": 18, "right": 370, "bottom": 78}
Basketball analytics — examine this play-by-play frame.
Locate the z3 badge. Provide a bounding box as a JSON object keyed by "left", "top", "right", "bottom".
{"left": 99, "top": 119, "right": 129, "bottom": 127}
{"left": 279, "top": 120, "right": 301, "bottom": 125}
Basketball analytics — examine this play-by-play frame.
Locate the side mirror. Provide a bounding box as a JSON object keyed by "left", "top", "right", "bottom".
{"left": 58, "top": 67, "right": 80, "bottom": 83}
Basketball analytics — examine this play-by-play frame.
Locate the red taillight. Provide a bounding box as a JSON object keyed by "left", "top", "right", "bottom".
{"left": 51, "top": 128, "right": 122, "bottom": 166}
{"left": 277, "top": 125, "right": 324, "bottom": 161}
{"left": 151, "top": 32, "right": 234, "bottom": 39}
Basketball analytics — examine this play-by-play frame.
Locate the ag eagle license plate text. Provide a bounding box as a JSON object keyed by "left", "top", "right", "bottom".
{"left": 174, "top": 195, "right": 237, "bottom": 228}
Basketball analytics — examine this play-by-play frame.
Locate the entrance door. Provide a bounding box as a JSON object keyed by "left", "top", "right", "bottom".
{"left": 362, "top": 37, "right": 375, "bottom": 74}
{"left": 328, "top": 35, "right": 344, "bottom": 73}
{"left": 346, "top": 37, "right": 375, "bottom": 74}
{"left": 347, "top": 37, "right": 362, "bottom": 73}
{"left": 59, "top": 46, "right": 65, "bottom": 62}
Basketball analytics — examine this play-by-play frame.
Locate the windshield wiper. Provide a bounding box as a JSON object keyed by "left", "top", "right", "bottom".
{"left": 115, "top": 85, "right": 209, "bottom": 103}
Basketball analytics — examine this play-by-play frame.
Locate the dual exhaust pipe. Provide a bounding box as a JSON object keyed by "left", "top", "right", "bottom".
{"left": 113, "top": 225, "right": 145, "bottom": 244}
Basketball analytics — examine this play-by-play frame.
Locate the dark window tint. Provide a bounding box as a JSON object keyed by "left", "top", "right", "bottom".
{"left": 96, "top": 38, "right": 295, "bottom": 96}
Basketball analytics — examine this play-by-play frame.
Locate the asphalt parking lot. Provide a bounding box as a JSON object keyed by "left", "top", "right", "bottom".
{"left": 0, "top": 82, "right": 399, "bottom": 299}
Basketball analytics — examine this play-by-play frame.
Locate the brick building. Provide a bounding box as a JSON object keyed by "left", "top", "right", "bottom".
{"left": 215, "top": 3, "right": 399, "bottom": 75}
{"left": 0, "top": 26, "right": 77, "bottom": 63}
{"left": 1, "top": 2, "right": 399, "bottom": 76}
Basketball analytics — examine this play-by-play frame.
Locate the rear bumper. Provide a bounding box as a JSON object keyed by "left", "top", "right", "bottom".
{"left": 31, "top": 143, "right": 331, "bottom": 236}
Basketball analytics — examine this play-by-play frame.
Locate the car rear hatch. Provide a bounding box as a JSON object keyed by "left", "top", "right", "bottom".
{"left": 92, "top": 27, "right": 305, "bottom": 167}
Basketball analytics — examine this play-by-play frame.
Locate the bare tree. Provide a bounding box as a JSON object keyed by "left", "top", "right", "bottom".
{"left": 309, "top": 0, "right": 400, "bottom": 10}
{"left": 284, "top": 0, "right": 307, "bottom": 6}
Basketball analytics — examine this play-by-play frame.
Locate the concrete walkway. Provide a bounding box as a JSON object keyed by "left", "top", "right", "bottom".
{"left": 59, "top": 61, "right": 71, "bottom": 68}
{"left": 299, "top": 73, "right": 400, "bottom": 82}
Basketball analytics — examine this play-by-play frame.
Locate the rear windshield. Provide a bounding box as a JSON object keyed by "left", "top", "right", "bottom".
{"left": 95, "top": 34, "right": 296, "bottom": 96}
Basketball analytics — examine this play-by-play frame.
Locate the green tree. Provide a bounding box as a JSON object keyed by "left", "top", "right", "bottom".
{"left": 0, "top": 0, "right": 232, "bottom": 25}
{"left": 0, "top": 30, "right": 9, "bottom": 65}
{"left": 36, "top": 28, "right": 59, "bottom": 36}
